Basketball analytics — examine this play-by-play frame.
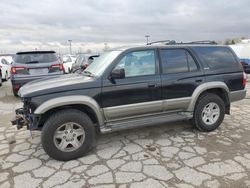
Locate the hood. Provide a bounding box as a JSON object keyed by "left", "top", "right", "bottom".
{"left": 18, "top": 73, "right": 99, "bottom": 97}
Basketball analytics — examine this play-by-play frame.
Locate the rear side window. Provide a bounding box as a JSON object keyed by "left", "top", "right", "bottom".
{"left": 15, "top": 53, "right": 58, "bottom": 64}
{"left": 160, "top": 49, "right": 198, "bottom": 74}
{"left": 192, "top": 47, "right": 239, "bottom": 69}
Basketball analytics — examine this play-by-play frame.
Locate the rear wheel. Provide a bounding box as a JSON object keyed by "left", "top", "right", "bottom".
{"left": 193, "top": 93, "right": 225, "bottom": 132}
{"left": 12, "top": 87, "right": 18, "bottom": 97}
{"left": 41, "top": 109, "right": 95, "bottom": 161}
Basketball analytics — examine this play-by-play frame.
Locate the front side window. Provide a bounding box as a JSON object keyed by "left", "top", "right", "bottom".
{"left": 115, "top": 50, "right": 156, "bottom": 77}
{"left": 160, "top": 49, "right": 198, "bottom": 74}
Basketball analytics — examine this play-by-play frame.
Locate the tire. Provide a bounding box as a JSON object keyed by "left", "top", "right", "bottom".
{"left": 41, "top": 109, "right": 95, "bottom": 161}
{"left": 12, "top": 87, "right": 18, "bottom": 97}
{"left": 193, "top": 93, "right": 225, "bottom": 132}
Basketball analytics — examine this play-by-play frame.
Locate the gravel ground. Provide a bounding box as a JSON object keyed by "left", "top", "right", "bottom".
{"left": 0, "top": 80, "right": 250, "bottom": 188}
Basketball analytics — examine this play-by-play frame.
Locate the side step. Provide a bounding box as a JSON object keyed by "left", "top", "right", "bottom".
{"left": 100, "top": 112, "right": 192, "bottom": 134}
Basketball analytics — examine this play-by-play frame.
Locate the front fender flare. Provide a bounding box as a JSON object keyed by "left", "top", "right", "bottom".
{"left": 34, "top": 95, "right": 104, "bottom": 126}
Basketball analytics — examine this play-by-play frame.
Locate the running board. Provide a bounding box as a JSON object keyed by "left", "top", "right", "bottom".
{"left": 100, "top": 112, "right": 192, "bottom": 134}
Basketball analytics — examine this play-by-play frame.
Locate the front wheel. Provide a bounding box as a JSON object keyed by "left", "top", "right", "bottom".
{"left": 41, "top": 109, "right": 95, "bottom": 161}
{"left": 193, "top": 93, "right": 225, "bottom": 132}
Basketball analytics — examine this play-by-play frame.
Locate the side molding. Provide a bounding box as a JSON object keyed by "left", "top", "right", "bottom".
{"left": 187, "top": 82, "right": 230, "bottom": 111}
{"left": 34, "top": 95, "right": 104, "bottom": 126}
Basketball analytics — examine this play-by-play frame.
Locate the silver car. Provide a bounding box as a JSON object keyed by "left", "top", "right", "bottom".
{"left": 11, "top": 51, "right": 64, "bottom": 96}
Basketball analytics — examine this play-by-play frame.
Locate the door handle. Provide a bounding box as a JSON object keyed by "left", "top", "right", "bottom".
{"left": 195, "top": 79, "right": 203, "bottom": 83}
{"left": 148, "top": 83, "right": 157, "bottom": 88}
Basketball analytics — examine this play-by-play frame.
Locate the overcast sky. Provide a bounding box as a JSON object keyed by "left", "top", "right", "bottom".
{"left": 0, "top": 0, "right": 249, "bottom": 54}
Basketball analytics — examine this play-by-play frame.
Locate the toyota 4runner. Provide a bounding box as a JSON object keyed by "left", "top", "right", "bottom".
{"left": 12, "top": 41, "right": 247, "bottom": 161}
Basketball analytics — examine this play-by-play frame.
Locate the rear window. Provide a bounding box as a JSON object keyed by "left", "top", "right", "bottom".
{"left": 192, "top": 47, "right": 239, "bottom": 69}
{"left": 14, "top": 53, "right": 58, "bottom": 64}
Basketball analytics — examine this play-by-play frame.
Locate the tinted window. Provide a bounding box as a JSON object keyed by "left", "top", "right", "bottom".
{"left": 193, "top": 47, "right": 239, "bottom": 69}
{"left": 187, "top": 53, "right": 198, "bottom": 71}
{"left": 115, "top": 50, "right": 156, "bottom": 77}
{"left": 15, "top": 53, "right": 58, "bottom": 64}
{"left": 160, "top": 49, "right": 197, "bottom": 74}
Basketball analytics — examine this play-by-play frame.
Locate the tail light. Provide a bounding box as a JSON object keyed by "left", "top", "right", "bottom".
{"left": 49, "top": 64, "right": 64, "bottom": 72}
{"left": 243, "top": 72, "right": 247, "bottom": 87}
{"left": 83, "top": 63, "right": 89, "bottom": 69}
{"left": 11, "top": 66, "right": 28, "bottom": 75}
{"left": 241, "top": 61, "right": 248, "bottom": 67}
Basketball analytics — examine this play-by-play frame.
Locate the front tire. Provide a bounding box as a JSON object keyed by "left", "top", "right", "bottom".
{"left": 41, "top": 109, "right": 95, "bottom": 161}
{"left": 193, "top": 93, "right": 225, "bottom": 132}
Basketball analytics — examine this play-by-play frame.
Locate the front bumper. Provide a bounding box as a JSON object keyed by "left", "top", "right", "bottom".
{"left": 11, "top": 108, "right": 39, "bottom": 130}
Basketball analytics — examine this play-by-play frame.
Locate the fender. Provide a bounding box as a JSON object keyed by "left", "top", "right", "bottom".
{"left": 34, "top": 95, "right": 104, "bottom": 126}
{"left": 187, "top": 82, "right": 230, "bottom": 111}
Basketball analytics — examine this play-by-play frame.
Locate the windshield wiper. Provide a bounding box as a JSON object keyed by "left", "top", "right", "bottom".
{"left": 25, "top": 61, "right": 39, "bottom": 64}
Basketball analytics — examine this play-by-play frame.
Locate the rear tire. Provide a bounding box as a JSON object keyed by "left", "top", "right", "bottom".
{"left": 193, "top": 93, "right": 225, "bottom": 132}
{"left": 42, "top": 109, "right": 95, "bottom": 161}
{"left": 12, "top": 87, "right": 18, "bottom": 97}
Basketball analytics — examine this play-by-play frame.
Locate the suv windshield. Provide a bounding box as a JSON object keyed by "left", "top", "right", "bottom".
{"left": 84, "top": 50, "right": 122, "bottom": 76}
{"left": 15, "top": 52, "right": 58, "bottom": 64}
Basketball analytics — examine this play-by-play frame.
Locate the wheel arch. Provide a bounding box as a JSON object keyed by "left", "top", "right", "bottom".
{"left": 34, "top": 96, "right": 104, "bottom": 127}
{"left": 188, "top": 82, "right": 230, "bottom": 114}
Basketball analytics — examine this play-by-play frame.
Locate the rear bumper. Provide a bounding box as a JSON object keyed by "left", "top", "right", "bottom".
{"left": 230, "top": 89, "right": 247, "bottom": 102}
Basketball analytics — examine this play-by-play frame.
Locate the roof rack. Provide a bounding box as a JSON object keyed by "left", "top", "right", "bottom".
{"left": 189, "top": 40, "right": 217, "bottom": 44}
{"left": 147, "top": 40, "right": 176, "bottom": 45}
{"left": 147, "top": 40, "right": 217, "bottom": 46}
{"left": 165, "top": 40, "right": 217, "bottom": 45}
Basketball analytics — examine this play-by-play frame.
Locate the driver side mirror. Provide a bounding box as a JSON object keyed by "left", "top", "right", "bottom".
{"left": 110, "top": 68, "right": 125, "bottom": 79}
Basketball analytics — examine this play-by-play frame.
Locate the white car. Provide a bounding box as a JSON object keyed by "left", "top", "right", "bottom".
{"left": 0, "top": 57, "right": 11, "bottom": 81}
{"left": 62, "top": 55, "right": 77, "bottom": 73}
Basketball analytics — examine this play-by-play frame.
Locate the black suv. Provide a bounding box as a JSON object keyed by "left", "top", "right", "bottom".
{"left": 12, "top": 41, "right": 247, "bottom": 161}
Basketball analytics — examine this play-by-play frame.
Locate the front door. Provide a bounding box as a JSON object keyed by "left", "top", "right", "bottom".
{"left": 102, "top": 49, "right": 162, "bottom": 121}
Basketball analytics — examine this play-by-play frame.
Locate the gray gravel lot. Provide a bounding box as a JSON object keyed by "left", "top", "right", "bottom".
{"left": 0, "top": 80, "right": 250, "bottom": 188}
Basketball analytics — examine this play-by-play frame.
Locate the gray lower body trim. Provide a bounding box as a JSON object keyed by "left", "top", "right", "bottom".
{"left": 103, "top": 100, "right": 163, "bottom": 121}
{"left": 163, "top": 97, "right": 191, "bottom": 111}
{"left": 103, "top": 97, "right": 192, "bottom": 121}
{"left": 230, "top": 89, "right": 247, "bottom": 102}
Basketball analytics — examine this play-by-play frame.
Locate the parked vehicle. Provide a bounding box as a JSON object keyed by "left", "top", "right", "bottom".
{"left": 0, "top": 57, "right": 11, "bottom": 81}
{"left": 3, "top": 55, "right": 14, "bottom": 64}
{"left": 62, "top": 55, "right": 77, "bottom": 73}
{"left": 72, "top": 54, "right": 99, "bottom": 73}
{"left": 12, "top": 41, "right": 247, "bottom": 161}
{"left": 0, "top": 69, "right": 2, "bottom": 86}
{"left": 11, "top": 51, "right": 64, "bottom": 96}
{"left": 240, "top": 58, "right": 250, "bottom": 73}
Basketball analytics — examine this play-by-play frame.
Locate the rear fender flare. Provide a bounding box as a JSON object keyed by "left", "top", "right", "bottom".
{"left": 187, "top": 82, "right": 230, "bottom": 111}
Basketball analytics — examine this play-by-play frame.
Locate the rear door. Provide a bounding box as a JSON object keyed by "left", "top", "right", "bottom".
{"left": 102, "top": 49, "right": 162, "bottom": 121}
{"left": 159, "top": 48, "right": 204, "bottom": 112}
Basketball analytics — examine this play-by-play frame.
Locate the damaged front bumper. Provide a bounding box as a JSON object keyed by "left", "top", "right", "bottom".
{"left": 11, "top": 108, "right": 36, "bottom": 130}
